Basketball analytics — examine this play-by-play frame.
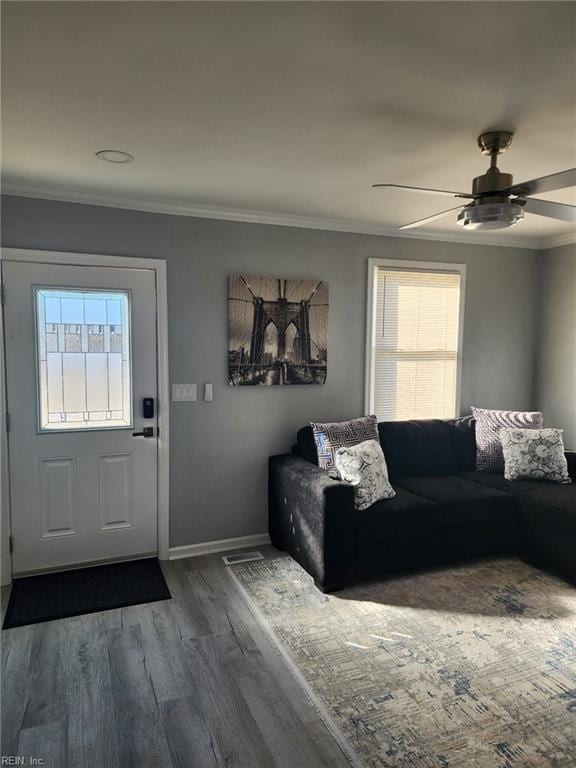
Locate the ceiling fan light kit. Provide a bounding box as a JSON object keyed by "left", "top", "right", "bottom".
{"left": 374, "top": 130, "right": 576, "bottom": 232}
{"left": 457, "top": 200, "right": 524, "bottom": 230}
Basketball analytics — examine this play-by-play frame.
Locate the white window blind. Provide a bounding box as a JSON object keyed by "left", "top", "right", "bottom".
{"left": 369, "top": 265, "right": 463, "bottom": 421}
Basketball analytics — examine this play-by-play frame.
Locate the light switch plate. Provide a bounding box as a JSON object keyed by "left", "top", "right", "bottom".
{"left": 172, "top": 384, "right": 197, "bottom": 402}
{"left": 204, "top": 382, "right": 213, "bottom": 402}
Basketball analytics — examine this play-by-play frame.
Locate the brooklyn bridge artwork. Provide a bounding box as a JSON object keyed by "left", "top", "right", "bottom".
{"left": 228, "top": 276, "right": 328, "bottom": 386}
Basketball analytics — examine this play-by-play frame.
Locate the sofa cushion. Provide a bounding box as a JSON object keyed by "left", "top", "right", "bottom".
{"left": 356, "top": 487, "right": 439, "bottom": 543}
{"left": 446, "top": 415, "right": 477, "bottom": 472}
{"left": 377, "top": 419, "right": 460, "bottom": 479}
{"left": 459, "top": 471, "right": 545, "bottom": 495}
{"left": 393, "top": 475, "right": 517, "bottom": 523}
{"left": 296, "top": 426, "right": 319, "bottom": 464}
{"left": 567, "top": 451, "right": 576, "bottom": 480}
{"left": 516, "top": 485, "right": 576, "bottom": 541}
{"left": 357, "top": 475, "right": 517, "bottom": 544}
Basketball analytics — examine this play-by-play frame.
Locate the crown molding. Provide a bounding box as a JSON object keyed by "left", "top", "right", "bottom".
{"left": 538, "top": 231, "right": 576, "bottom": 251}
{"left": 2, "top": 182, "right": 549, "bottom": 251}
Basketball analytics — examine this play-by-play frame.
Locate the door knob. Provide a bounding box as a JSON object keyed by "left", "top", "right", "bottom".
{"left": 132, "top": 427, "right": 154, "bottom": 438}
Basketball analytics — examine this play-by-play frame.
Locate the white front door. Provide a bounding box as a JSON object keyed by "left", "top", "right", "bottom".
{"left": 3, "top": 260, "right": 159, "bottom": 575}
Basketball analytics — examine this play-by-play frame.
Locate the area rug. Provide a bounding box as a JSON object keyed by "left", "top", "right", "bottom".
{"left": 231, "top": 556, "right": 576, "bottom": 768}
{"left": 3, "top": 558, "right": 171, "bottom": 629}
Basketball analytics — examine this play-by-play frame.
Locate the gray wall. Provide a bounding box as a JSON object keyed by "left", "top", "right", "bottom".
{"left": 536, "top": 243, "right": 576, "bottom": 449}
{"left": 1, "top": 195, "right": 540, "bottom": 548}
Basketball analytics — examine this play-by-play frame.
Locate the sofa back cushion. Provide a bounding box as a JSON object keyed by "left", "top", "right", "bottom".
{"left": 297, "top": 417, "right": 475, "bottom": 477}
{"left": 446, "top": 415, "right": 477, "bottom": 472}
{"left": 296, "top": 426, "right": 319, "bottom": 464}
{"left": 378, "top": 419, "right": 460, "bottom": 479}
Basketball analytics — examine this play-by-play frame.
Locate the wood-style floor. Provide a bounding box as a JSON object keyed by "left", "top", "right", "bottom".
{"left": 1, "top": 548, "right": 351, "bottom": 768}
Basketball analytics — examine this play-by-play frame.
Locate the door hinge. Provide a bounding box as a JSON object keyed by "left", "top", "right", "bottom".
{"left": 0, "top": 283, "right": 5, "bottom": 305}
{"left": 9, "top": 535, "right": 13, "bottom": 554}
{"left": 5, "top": 413, "right": 10, "bottom": 432}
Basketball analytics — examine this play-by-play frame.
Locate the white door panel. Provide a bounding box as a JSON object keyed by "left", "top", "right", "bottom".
{"left": 3, "top": 261, "right": 158, "bottom": 574}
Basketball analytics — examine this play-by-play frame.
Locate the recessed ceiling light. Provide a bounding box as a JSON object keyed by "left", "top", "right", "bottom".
{"left": 96, "top": 149, "right": 134, "bottom": 164}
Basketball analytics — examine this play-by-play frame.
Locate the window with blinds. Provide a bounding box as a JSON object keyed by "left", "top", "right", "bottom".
{"left": 367, "top": 263, "right": 465, "bottom": 421}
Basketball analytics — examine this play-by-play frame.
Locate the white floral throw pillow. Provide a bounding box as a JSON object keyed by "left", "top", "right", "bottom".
{"left": 500, "top": 427, "right": 572, "bottom": 484}
{"left": 335, "top": 439, "right": 396, "bottom": 510}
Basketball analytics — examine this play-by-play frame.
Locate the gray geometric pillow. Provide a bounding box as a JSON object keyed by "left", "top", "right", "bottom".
{"left": 471, "top": 407, "right": 544, "bottom": 474}
{"left": 500, "top": 428, "right": 572, "bottom": 484}
{"left": 335, "top": 439, "right": 396, "bottom": 510}
{"left": 311, "top": 415, "right": 379, "bottom": 475}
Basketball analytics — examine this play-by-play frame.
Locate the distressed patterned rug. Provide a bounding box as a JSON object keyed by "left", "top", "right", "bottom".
{"left": 231, "top": 556, "right": 576, "bottom": 768}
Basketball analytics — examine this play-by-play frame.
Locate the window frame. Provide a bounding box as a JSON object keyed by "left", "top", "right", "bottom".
{"left": 365, "top": 258, "right": 467, "bottom": 421}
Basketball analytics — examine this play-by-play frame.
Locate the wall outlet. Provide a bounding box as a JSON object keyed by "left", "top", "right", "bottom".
{"left": 204, "top": 382, "right": 213, "bottom": 402}
{"left": 172, "top": 384, "right": 197, "bottom": 402}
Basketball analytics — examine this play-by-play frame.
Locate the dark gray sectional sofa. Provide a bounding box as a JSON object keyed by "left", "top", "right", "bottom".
{"left": 268, "top": 417, "right": 576, "bottom": 592}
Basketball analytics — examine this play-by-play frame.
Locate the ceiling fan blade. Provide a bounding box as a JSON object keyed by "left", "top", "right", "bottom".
{"left": 399, "top": 205, "right": 464, "bottom": 230}
{"left": 372, "top": 183, "right": 472, "bottom": 199}
{"left": 508, "top": 168, "right": 576, "bottom": 197}
{"left": 522, "top": 197, "right": 576, "bottom": 223}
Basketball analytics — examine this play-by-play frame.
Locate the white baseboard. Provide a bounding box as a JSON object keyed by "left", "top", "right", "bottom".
{"left": 168, "top": 533, "right": 271, "bottom": 561}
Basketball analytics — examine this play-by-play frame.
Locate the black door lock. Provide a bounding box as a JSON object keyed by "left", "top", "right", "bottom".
{"left": 143, "top": 397, "right": 154, "bottom": 419}
{"left": 132, "top": 426, "right": 154, "bottom": 438}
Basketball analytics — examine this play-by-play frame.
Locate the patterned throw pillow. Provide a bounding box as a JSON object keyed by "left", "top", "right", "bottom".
{"left": 335, "top": 440, "right": 396, "bottom": 510}
{"left": 311, "top": 415, "right": 379, "bottom": 475}
{"left": 500, "top": 428, "right": 572, "bottom": 484}
{"left": 471, "top": 407, "right": 544, "bottom": 473}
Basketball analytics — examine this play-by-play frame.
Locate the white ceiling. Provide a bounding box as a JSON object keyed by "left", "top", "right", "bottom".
{"left": 2, "top": 1, "right": 575, "bottom": 248}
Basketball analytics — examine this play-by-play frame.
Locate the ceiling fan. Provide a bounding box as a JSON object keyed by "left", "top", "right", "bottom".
{"left": 373, "top": 131, "right": 576, "bottom": 231}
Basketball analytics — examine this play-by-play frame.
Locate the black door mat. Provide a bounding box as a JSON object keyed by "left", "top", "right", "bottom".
{"left": 3, "top": 558, "right": 171, "bottom": 629}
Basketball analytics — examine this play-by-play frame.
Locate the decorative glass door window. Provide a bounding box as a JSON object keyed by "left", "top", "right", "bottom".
{"left": 35, "top": 288, "right": 132, "bottom": 431}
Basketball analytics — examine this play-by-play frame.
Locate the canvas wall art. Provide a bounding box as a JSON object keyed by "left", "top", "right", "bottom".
{"left": 228, "top": 276, "right": 328, "bottom": 386}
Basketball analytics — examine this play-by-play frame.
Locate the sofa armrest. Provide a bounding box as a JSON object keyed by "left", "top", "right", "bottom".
{"left": 565, "top": 451, "right": 576, "bottom": 480}
{"left": 268, "top": 454, "right": 356, "bottom": 591}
